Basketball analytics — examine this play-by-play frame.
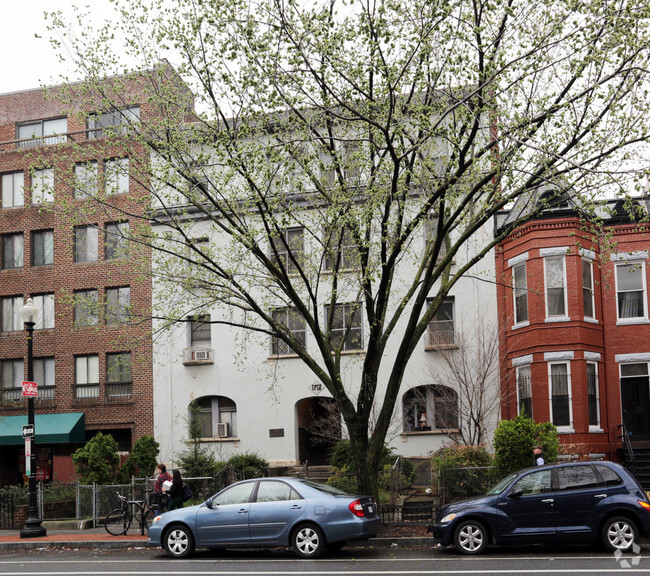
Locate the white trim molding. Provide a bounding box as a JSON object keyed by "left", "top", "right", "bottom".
{"left": 579, "top": 248, "right": 596, "bottom": 260}
{"left": 615, "top": 353, "right": 650, "bottom": 363}
{"left": 584, "top": 351, "right": 601, "bottom": 361}
{"left": 544, "top": 351, "right": 574, "bottom": 361}
{"left": 610, "top": 251, "right": 649, "bottom": 262}
{"left": 512, "top": 354, "right": 534, "bottom": 367}
{"left": 540, "top": 246, "right": 570, "bottom": 257}
{"left": 508, "top": 252, "right": 529, "bottom": 267}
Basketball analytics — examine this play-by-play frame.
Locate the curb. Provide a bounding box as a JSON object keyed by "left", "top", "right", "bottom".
{"left": 0, "top": 536, "right": 433, "bottom": 553}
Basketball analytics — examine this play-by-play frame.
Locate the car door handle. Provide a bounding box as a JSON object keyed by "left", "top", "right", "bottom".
{"left": 542, "top": 499, "right": 554, "bottom": 503}
{"left": 290, "top": 505, "right": 302, "bottom": 510}
{"left": 594, "top": 494, "right": 608, "bottom": 499}
{"left": 238, "top": 509, "right": 248, "bottom": 514}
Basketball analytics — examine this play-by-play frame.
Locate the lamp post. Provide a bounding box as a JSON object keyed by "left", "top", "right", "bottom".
{"left": 19, "top": 298, "right": 46, "bottom": 538}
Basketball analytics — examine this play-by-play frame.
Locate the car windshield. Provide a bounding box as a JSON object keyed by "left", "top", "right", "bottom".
{"left": 299, "top": 479, "right": 351, "bottom": 496}
{"left": 485, "top": 473, "right": 518, "bottom": 495}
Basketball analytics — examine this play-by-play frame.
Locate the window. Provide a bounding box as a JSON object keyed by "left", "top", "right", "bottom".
{"left": 582, "top": 259, "right": 595, "bottom": 319}
{"left": 34, "top": 358, "right": 55, "bottom": 389}
{"left": 190, "top": 315, "right": 211, "bottom": 348}
{"left": 1, "top": 296, "right": 22, "bottom": 332}
{"left": 426, "top": 297, "right": 455, "bottom": 347}
{"left": 616, "top": 261, "right": 646, "bottom": 320}
{"left": 2, "top": 172, "right": 24, "bottom": 207}
{"left": 587, "top": 362, "right": 600, "bottom": 428}
{"left": 75, "top": 354, "right": 99, "bottom": 398}
{"left": 74, "top": 226, "right": 98, "bottom": 262}
{"left": 74, "top": 162, "right": 98, "bottom": 199}
{"left": 271, "top": 228, "right": 304, "bottom": 273}
{"left": 32, "top": 230, "right": 54, "bottom": 266}
{"left": 516, "top": 365, "right": 533, "bottom": 417}
{"left": 256, "top": 480, "right": 302, "bottom": 503}
{"left": 513, "top": 262, "right": 528, "bottom": 324}
{"left": 510, "top": 470, "right": 552, "bottom": 496}
{"left": 1, "top": 359, "right": 23, "bottom": 402}
{"left": 2, "top": 233, "right": 23, "bottom": 268}
{"left": 106, "top": 352, "right": 132, "bottom": 397}
{"left": 324, "top": 226, "right": 359, "bottom": 270}
{"left": 544, "top": 255, "right": 567, "bottom": 318}
{"left": 31, "top": 168, "right": 55, "bottom": 204}
{"left": 424, "top": 212, "right": 447, "bottom": 263}
{"left": 106, "top": 287, "right": 130, "bottom": 324}
{"left": 105, "top": 158, "right": 129, "bottom": 195}
{"left": 87, "top": 106, "right": 140, "bottom": 139}
{"left": 557, "top": 466, "right": 600, "bottom": 491}
{"left": 17, "top": 117, "right": 67, "bottom": 148}
{"left": 32, "top": 293, "right": 54, "bottom": 329}
{"left": 74, "top": 289, "right": 99, "bottom": 327}
{"left": 549, "top": 362, "right": 572, "bottom": 428}
{"left": 325, "top": 303, "right": 363, "bottom": 351}
{"left": 402, "top": 385, "right": 458, "bottom": 432}
{"left": 271, "top": 307, "right": 306, "bottom": 355}
{"left": 212, "top": 482, "right": 253, "bottom": 506}
{"left": 595, "top": 465, "right": 623, "bottom": 487}
{"left": 194, "top": 395, "right": 237, "bottom": 438}
{"left": 105, "top": 222, "right": 129, "bottom": 259}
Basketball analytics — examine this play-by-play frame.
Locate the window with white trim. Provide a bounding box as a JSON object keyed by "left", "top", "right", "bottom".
{"left": 587, "top": 362, "right": 600, "bottom": 428}
{"left": 74, "top": 289, "right": 99, "bottom": 327}
{"left": 544, "top": 255, "right": 567, "bottom": 318}
{"left": 74, "top": 226, "right": 99, "bottom": 263}
{"left": 106, "top": 287, "right": 131, "bottom": 324}
{"left": 516, "top": 364, "right": 533, "bottom": 417}
{"left": 31, "top": 168, "right": 54, "bottom": 204}
{"left": 34, "top": 358, "right": 55, "bottom": 388}
{"left": 402, "top": 385, "right": 458, "bottom": 432}
{"left": 1, "top": 172, "right": 24, "bottom": 207}
{"left": 513, "top": 262, "right": 528, "bottom": 324}
{"left": 2, "top": 233, "right": 23, "bottom": 269}
{"left": 32, "top": 230, "right": 54, "bottom": 266}
{"left": 271, "top": 307, "right": 306, "bottom": 355}
{"left": 194, "top": 395, "right": 237, "bottom": 438}
{"left": 582, "top": 259, "right": 595, "bottom": 320}
{"left": 1, "top": 296, "right": 22, "bottom": 332}
{"left": 615, "top": 261, "right": 647, "bottom": 320}
{"left": 32, "top": 293, "right": 54, "bottom": 329}
{"left": 325, "top": 302, "right": 363, "bottom": 350}
{"left": 426, "top": 297, "right": 455, "bottom": 347}
{"left": 74, "top": 162, "right": 98, "bottom": 199}
{"left": 549, "top": 362, "right": 572, "bottom": 428}
{"left": 105, "top": 222, "right": 129, "bottom": 259}
{"left": 1, "top": 359, "right": 23, "bottom": 401}
{"left": 75, "top": 354, "right": 99, "bottom": 398}
{"left": 105, "top": 158, "right": 129, "bottom": 195}
{"left": 17, "top": 117, "right": 67, "bottom": 148}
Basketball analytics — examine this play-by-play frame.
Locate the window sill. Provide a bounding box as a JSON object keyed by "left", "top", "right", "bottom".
{"left": 589, "top": 426, "right": 604, "bottom": 433}
{"left": 584, "top": 317, "right": 599, "bottom": 324}
{"left": 545, "top": 316, "right": 570, "bottom": 323}
{"left": 616, "top": 318, "right": 650, "bottom": 325}
{"left": 268, "top": 354, "right": 300, "bottom": 361}
{"left": 199, "top": 436, "right": 239, "bottom": 443}
{"left": 183, "top": 359, "right": 215, "bottom": 366}
{"left": 557, "top": 428, "right": 576, "bottom": 434}
{"left": 424, "top": 344, "right": 459, "bottom": 351}
{"left": 511, "top": 321, "right": 529, "bottom": 330}
{"left": 401, "top": 428, "right": 459, "bottom": 437}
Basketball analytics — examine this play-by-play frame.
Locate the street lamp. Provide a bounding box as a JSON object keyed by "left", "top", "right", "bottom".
{"left": 19, "top": 298, "right": 46, "bottom": 538}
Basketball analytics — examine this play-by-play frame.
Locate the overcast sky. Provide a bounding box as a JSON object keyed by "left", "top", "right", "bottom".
{"left": 1, "top": 1, "right": 118, "bottom": 94}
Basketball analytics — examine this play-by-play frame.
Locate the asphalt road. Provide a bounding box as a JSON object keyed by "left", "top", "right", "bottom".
{"left": 1, "top": 544, "right": 650, "bottom": 576}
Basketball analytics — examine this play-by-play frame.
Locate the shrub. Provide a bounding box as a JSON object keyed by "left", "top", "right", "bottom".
{"left": 72, "top": 432, "right": 120, "bottom": 484}
{"left": 493, "top": 414, "right": 559, "bottom": 475}
{"left": 431, "top": 444, "right": 496, "bottom": 502}
{"left": 227, "top": 452, "right": 269, "bottom": 480}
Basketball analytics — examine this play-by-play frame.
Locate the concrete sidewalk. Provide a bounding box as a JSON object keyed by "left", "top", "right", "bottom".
{"left": 0, "top": 522, "right": 431, "bottom": 552}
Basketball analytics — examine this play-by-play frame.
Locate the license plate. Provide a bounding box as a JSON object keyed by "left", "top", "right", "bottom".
{"left": 368, "top": 505, "right": 374, "bottom": 513}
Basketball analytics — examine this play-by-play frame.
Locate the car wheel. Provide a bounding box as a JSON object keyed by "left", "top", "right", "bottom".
{"left": 163, "top": 524, "right": 195, "bottom": 559}
{"left": 292, "top": 524, "right": 325, "bottom": 558}
{"left": 602, "top": 516, "right": 638, "bottom": 552}
{"left": 453, "top": 520, "right": 488, "bottom": 555}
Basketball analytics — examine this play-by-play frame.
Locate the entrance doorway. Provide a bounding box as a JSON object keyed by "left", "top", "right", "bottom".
{"left": 620, "top": 364, "right": 650, "bottom": 443}
{"left": 296, "top": 397, "right": 341, "bottom": 466}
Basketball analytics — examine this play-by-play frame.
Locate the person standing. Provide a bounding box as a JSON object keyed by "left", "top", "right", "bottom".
{"left": 533, "top": 445, "right": 545, "bottom": 466}
{"left": 166, "top": 469, "right": 185, "bottom": 511}
{"left": 154, "top": 463, "right": 172, "bottom": 492}
{"left": 153, "top": 463, "right": 172, "bottom": 514}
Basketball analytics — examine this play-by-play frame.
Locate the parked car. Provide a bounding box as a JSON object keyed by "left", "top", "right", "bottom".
{"left": 428, "top": 461, "right": 650, "bottom": 555}
{"left": 148, "top": 477, "right": 380, "bottom": 558}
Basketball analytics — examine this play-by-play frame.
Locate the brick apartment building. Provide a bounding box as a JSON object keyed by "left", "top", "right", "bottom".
{"left": 0, "top": 73, "right": 176, "bottom": 485}
{"left": 496, "top": 190, "right": 650, "bottom": 466}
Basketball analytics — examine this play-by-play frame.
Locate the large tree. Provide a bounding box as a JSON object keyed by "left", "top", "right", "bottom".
{"left": 47, "top": 0, "right": 650, "bottom": 494}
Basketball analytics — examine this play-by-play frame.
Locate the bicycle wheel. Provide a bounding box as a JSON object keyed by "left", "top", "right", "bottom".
{"left": 104, "top": 508, "right": 132, "bottom": 535}
{"left": 142, "top": 506, "right": 155, "bottom": 530}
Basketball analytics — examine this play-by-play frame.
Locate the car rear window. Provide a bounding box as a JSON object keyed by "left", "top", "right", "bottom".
{"left": 557, "top": 465, "right": 600, "bottom": 491}
{"left": 594, "top": 465, "right": 624, "bottom": 486}
{"left": 299, "top": 479, "right": 350, "bottom": 496}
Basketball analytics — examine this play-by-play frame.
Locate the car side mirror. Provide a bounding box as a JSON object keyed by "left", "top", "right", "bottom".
{"left": 508, "top": 489, "right": 523, "bottom": 499}
{"left": 206, "top": 498, "right": 215, "bottom": 509}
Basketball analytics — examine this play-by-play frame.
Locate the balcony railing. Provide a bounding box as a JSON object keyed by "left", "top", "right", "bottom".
{"left": 75, "top": 383, "right": 100, "bottom": 400}
{"left": 106, "top": 381, "right": 133, "bottom": 401}
{"left": 426, "top": 329, "right": 456, "bottom": 348}
{"left": 183, "top": 348, "right": 214, "bottom": 365}
{"left": 1, "top": 385, "right": 55, "bottom": 404}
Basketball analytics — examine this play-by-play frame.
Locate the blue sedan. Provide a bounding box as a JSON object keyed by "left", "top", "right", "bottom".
{"left": 428, "top": 461, "right": 650, "bottom": 554}
{"left": 148, "top": 477, "right": 380, "bottom": 558}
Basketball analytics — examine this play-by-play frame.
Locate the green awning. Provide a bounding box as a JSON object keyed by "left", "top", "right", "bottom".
{"left": 0, "top": 413, "right": 85, "bottom": 445}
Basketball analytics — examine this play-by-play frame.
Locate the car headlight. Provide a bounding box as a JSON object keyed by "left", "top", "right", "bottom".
{"left": 440, "top": 513, "right": 457, "bottom": 523}
{"left": 152, "top": 515, "right": 164, "bottom": 524}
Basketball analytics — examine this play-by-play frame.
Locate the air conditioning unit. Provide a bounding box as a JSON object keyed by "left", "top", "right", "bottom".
{"left": 193, "top": 349, "right": 211, "bottom": 361}
{"left": 217, "top": 422, "right": 230, "bottom": 438}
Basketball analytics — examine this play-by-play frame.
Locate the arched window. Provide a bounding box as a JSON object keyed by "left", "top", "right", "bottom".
{"left": 402, "top": 385, "right": 458, "bottom": 432}
{"left": 192, "top": 395, "right": 237, "bottom": 438}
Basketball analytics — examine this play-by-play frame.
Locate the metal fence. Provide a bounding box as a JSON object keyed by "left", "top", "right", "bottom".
{"left": 438, "top": 466, "right": 499, "bottom": 506}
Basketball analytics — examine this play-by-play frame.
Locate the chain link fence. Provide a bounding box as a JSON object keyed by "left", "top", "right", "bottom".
{"left": 438, "top": 466, "right": 500, "bottom": 506}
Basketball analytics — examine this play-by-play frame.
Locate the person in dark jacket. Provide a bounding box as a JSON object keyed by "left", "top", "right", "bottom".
{"left": 166, "top": 468, "right": 184, "bottom": 511}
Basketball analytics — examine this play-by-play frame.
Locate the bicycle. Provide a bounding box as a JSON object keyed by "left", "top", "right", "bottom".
{"left": 103, "top": 490, "right": 158, "bottom": 536}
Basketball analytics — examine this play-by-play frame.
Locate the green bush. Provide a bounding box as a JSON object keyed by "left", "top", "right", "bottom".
{"left": 227, "top": 452, "right": 269, "bottom": 480}
{"left": 329, "top": 439, "right": 399, "bottom": 470}
{"left": 493, "top": 414, "right": 559, "bottom": 475}
{"left": 128, "top": 435, "right": 160, "bottom": 477}
{"left": 432, "top": 444, "right": 496, "bottom": 502}
{"left": 72, "top": 432, "right": 120, "bottom": 484}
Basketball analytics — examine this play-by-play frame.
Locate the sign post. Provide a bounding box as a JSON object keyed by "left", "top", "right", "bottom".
{"left": 24, "top": 437, "right": 31, "bottom": 477}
